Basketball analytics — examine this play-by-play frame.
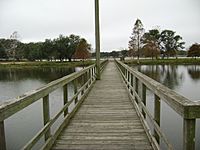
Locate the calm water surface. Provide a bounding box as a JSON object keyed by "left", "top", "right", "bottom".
{"left": 0, "top": 67, "right": 82, "bottom": 150}
{"left": 135, "top": 65, "right": 200, "bottom": 150}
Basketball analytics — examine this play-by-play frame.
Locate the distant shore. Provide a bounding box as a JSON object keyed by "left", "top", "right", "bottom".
{"left": 124, "top": 58, "right": 200, "bottom": 65}
{"left": 0, "top": 60, "right": 95, "bottom": 68}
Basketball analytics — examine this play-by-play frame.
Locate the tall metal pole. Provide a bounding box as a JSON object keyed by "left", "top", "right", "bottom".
{"left": 95, "top": 0, "right": 101, "bottom": 80}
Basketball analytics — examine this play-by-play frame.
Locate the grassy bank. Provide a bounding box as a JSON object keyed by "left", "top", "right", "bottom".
{"left": 0, "top": 60, "right": 95, "bottom": 68}
{"left": 124, "top": 58, "right": 200, "bottom": 65}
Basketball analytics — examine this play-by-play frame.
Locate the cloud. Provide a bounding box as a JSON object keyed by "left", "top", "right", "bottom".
{"left": 0, "top": 0, "right": 200, "bottom": 51}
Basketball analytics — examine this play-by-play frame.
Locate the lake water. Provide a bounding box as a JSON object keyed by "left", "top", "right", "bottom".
{"left": 0, "top": 67, "right": 82, "bottom": 150}
{"left": 135, "top": 65, "right": 200, "bottom": 150}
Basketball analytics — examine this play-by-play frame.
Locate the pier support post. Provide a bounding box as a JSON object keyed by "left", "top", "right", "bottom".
{"left": 183, "top": 119, "right": 195, "bottom": 150}
{"left": 95, "top": 0, "right": 101, "bottom": 80}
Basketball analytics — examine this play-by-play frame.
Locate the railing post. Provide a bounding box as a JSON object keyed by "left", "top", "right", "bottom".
{"left": 154, "top": 94, "right": 160, "bottom": 144}
{"left": 73, "top": 79, "right": 78, "bottom": 104}
{"left": 63, "top": 84, "right": 68, "bottom": 116}
{"left": 0, "top": 121, "right": 6, "bottom": 150}
{"left": 183, "top": 119, "right": 195, "bottom": 150}
{"left": 43, "top": 95, "right": 51, "bottom": 141}
{"left": 141, "top": 84, "right": 146, "bottom": 118}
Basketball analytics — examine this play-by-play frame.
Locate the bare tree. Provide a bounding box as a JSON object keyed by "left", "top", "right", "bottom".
{"left": 9, "top": 31, "right": 20, "bottom": 60}
{"left": 128, "top": 19, "right": 145, "bottom": 63}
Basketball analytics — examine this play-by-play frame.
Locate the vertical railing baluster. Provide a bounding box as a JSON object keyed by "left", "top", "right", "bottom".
{"left": 73, "top": 79, "right": 78, "bottom": 104}
{"left": 135, "top": 77, "right": 138, "bottom": 103}
{"left": 88, "top": 69, "right": 91, "bottom": 85}
{"left": 142, "top": 83, "right": 146, "bottom": 118}
{"left": 85, "top": 71, "right": 88, "bottom": 89}
{"left": 183, "top": 119, "right": 195, "bottom": 150}
{"left": 125, "top": 69, "right": 127, "bottom": 84}
{"left": 131, "top": 74, "right": 134, "bottom": 95}
{"left": 91, "top": 68, "right": 94, "bottom": 81}
{"left": 63, "top": 84, "right": 68, "bottom": 116}
{"left": 81, "top": 74, "right": 84, "bottom": 95}
{"left": 0, "top": 121, "right": 6, "bottom": 150}
{"left": 43, "top": 95, "right": 51, "bottom": 141}
{"left": 154, "top": 94, "right": 160, "bottom": 144}
{"left": 127, "top": 71, "right": 130, "bottom": 89}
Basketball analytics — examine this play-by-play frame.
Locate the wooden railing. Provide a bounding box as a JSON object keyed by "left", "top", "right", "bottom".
{"left": 0, "top": 60, "right": 108, "bottom": 150}
{"left": 116, "top": 60, "right": 200, "bottom": 150}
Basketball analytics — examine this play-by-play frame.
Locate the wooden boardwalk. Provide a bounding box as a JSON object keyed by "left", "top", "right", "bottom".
{"left": 51, "top": 62, "right": 153, "bottom": 150}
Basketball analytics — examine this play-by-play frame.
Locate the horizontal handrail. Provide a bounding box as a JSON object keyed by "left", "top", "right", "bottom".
{"left": 0, "top": 59, "right": 108, "bottom": 150}
{"left": 116, "top": 60, "right": 199, "bottom": 150}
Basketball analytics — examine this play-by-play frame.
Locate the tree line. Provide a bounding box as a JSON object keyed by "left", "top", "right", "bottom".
{"left": 0, "top": 34, "right": 91, "bottom": 61}
{"left": 128, "top": 19, "right": 200, "bottom": 60}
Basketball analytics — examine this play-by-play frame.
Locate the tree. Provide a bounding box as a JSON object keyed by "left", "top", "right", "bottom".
{"left": 73, "top": 38, "right": 91, "bottom": 60}
{"left": 160, "top": 30, "right": 185, "bottom": 58}
{"left": 110, "top": 51, "right": 119, "bottom": 58}
{"left": 9, "top": 31, "right": 20, "bottom": 60}
{"left": 142, "top": 29, "right": 161, "bottom": 59}
{"left": 128, "top": 38, "right": 137, "bottom": 58}
{"left": 187, "top": 43, "right": 200, "bottom": 58}
{"left": 40, "top": 39, "right": 56, "bottom": 61}
{"left": 67, "top": 34, "right": 81, "bottom": 61}
{"left": 142, "top": 42, "right": 160, "bottom": 59}
{"left": 15, "top": 42, "right": 26, "bottom": 60}
{"left": 24, "top": 42, "right": 42, "bottom": 61}
{"left": 54, "top": 35, "right": 70, "bottom": 61}
{"left": 129, "top": 19, "right": 145, "bottom": 62}
{"left": 0, "top": 43, "right": 7, "bottom": 59}
{"left": 54, "top": 34, "right": 81, "bottom": 61}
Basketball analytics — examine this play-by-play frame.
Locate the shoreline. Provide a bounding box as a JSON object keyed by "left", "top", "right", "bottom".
{"left": 124, "top": 58, "right": 200, "bottom": 65}
{"left": 0, "top": 60, "right": 95, "bottom": 68}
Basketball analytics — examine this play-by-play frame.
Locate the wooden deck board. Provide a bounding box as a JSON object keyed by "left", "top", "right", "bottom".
{"left": 51, "top": 62, "right": 153, "bottom": 150}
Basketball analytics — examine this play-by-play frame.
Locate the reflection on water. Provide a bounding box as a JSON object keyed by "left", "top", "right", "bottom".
{"left": 187, "top": 65, "right": 200, "bottom": 81}
{"left": 137, "top": 65, "right": 184, "bottom": 89}
{"left": 0, "top": 67, "right": 76, "bottom": 83}
{"left": 135, "top": 65, "right": 200, "bottom": 150}
{"left": 0, "top": 67, "right": 81, "bottom": 150}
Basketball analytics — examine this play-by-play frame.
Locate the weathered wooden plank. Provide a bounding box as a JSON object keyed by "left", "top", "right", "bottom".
{"left": 52, "top": 144, "right": 152, "bottom": 150}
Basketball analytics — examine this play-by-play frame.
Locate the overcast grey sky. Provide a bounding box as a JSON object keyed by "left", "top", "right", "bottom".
{"left": 0, "top": 0, "right": 200, "bottom": 52}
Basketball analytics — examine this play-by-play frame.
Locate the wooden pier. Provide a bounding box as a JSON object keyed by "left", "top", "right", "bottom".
{"left": 1, "top": 60, "right": 200, "bottom": 150}
{"left": 51, "top": 62, "right": 152, "bottom": 150}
